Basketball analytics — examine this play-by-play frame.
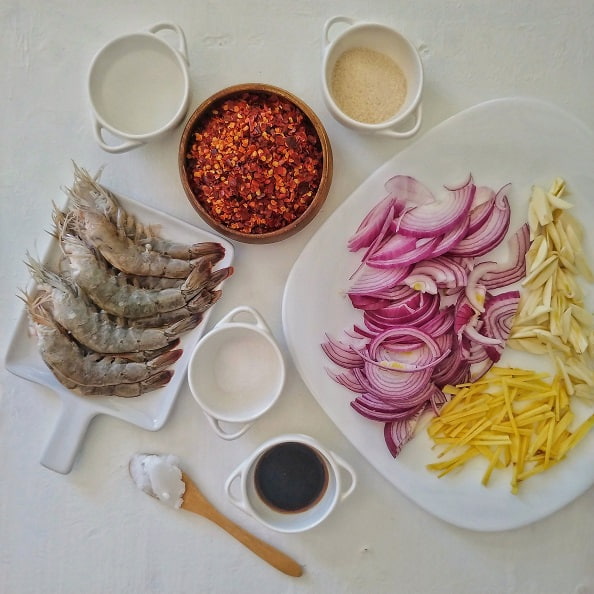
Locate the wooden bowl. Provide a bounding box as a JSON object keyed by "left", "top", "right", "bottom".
{"left": 178, "top": 83, "right": 333, "bottom": 244}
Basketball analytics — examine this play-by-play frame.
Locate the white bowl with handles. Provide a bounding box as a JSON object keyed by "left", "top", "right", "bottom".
{"left": 224, "top": 433, "right": 357, "bottom": 533}
{"left": 321, "top": 16, "right": 424, "bottom": 138}
{"left": 187, "top": 306, "right": 286, "bottom": 440}
{"left": 88, "top": 22, "right": 190, "bottom": 153}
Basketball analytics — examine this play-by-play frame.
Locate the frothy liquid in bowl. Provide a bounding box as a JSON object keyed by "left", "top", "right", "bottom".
{"left": 95, "top": 45, "right": 185, "bottom": 135}
{"left": 330, "top": 47, "right": 407, "bottom": 124}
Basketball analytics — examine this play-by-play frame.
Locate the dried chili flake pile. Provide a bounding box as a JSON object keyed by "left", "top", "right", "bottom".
{"left": 185, "top": 92, "right": 324, "bottom": 234}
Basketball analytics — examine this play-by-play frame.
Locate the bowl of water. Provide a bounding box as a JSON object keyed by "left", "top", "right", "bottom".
{"left": 88, "top": 22, "right": 190, "bottom": 153}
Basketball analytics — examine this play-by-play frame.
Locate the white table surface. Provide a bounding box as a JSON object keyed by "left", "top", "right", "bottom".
{"left": 2, "top": 1, "right": 593, "bottom": 592}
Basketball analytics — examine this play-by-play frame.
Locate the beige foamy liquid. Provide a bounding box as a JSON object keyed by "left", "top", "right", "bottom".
{"left": 97, "top": 47, "right": 185, "bottom": 135}
{"left": 331, "top": 47, "right": 407, "bottom": 124}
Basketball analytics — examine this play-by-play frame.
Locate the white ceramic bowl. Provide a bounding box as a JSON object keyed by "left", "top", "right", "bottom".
{"left": 224, "top": 433, "right": 357, "bottom": 533}
{"left": 88, "top": 22, "right": 190, "bottom": 153}
{"left": 187, "top": 306, "right": 285, "bottom": 440}
{"left": 321, "top": 16, "right": 423, "bottom": 138}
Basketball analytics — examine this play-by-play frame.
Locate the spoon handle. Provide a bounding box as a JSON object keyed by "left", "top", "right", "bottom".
{"left": 181, "top": 474, "right": 303, "bottom": 577}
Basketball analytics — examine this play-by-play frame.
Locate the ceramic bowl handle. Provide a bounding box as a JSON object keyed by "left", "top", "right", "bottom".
{"left": 92, "top": 120, "right": 143, "bottom": 154}
{"left": 148, "top": 22, "right": 189, "bottom": 64}
{"left": 323, "top": 16, "right": 355, "bottom": 46}
{"left": 215, "top": 305, "right": 271, "bottom": 334}
{"left": 224, "top": 461, "right": 251, "bottom": 513}
{"left": 378, "top": 104, "right": 423, "bottom": 139}
{"left": 330, "top": 450, "right": 358, "bottom": 502}
{"left": 204, "top": 412, "right": 252, "bottom": 441}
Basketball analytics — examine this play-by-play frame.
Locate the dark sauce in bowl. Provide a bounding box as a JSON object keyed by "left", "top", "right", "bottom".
{"left": 254, "top": 442, "right": 329, "bottom": 513}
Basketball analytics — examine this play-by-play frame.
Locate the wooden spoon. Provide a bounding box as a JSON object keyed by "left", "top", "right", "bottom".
{"left": 181, "top": 471, "right": 303, "bottom": 577}
{"left": 129, "top": 454, "right": 302, "bottom": 577}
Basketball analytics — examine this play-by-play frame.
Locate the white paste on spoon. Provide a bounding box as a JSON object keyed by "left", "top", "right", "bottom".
{"left": 129, "top": 454, "right": 186, "bottom": 509}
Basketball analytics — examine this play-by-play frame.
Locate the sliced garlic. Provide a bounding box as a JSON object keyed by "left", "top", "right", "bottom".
{"left": 511, "top": 177, "right": 594, "bottom": 402}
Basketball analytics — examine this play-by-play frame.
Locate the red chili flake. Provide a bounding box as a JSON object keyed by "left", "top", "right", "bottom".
{"left": 185, "top": 92, "right": 323, "bottom": 234}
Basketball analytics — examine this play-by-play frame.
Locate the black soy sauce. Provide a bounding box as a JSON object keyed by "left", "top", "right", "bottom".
{"left": 254, "top": 442, "right": 329, "bottom": 513}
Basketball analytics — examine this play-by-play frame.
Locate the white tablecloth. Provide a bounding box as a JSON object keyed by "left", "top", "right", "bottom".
{"left": 2, "top": 1, "right": 593, "bottom": 592}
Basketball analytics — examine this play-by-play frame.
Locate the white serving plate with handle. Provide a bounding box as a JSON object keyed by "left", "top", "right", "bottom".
{"left": 5, "top": 191, "right": 233, "bottom": 474}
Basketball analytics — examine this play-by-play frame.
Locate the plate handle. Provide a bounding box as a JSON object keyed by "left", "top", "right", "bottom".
{"left": 40, "top": 402, "right": 95, "bottom": 474}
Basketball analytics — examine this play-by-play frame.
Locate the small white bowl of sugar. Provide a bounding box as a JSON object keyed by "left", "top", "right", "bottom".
{"left": 321, "top": 16, "right": 423, "bottom": 138}
{"left": 187, "top": 306, "right": 286, "bottom": 440}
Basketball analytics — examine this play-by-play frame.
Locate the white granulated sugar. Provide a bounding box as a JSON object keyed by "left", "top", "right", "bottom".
{"left": 331, "top": 47, "right": 408, "bottom": 124}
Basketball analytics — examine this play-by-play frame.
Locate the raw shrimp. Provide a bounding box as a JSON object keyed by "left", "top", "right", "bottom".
{"left": 25, "top": 257, "right": 200, "bottom": 354}
{"left": 25, "top": 295, "right": 182, "bottom": 386}
{"left": 131, "top": 291, "right": 221, "bottom": 328}
{"left": 115, "top": 272, "right": 185, "bottom": 291}
{"left": 68, "top": 164, "right": 226, "bottom": 262}
{"left": 64, "top": 203, "right": 197, "bottom": 278}
{"left": 60, "top": 235, "right": 232, "bottom": 318}
{"left": 48, "top": 363, "right": 172, "bottom": 398}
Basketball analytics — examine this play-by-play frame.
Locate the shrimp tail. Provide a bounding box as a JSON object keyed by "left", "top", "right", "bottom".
{"left": 187, "top": 289, "right": 222, "bottom": 314}
{"left": 165, "top": 314, "right": 204, "bottom": 337}
{"left": 140, "top": 370, "right": 174, "bottom": 391}
{"left": 206, "top": 266, "right": 234, "bottom": 290}
{"left": 181, "top": 258, "right": 213, "bottom": 294}
{"left": 149, "top": 348, "right": 183, "bottom": 370}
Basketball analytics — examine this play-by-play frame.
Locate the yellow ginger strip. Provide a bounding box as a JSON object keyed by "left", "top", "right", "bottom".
{"left": 427, "top": 367, "right": 594, "bottom": 493}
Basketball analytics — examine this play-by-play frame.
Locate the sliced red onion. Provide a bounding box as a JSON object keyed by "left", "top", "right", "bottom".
{"left": 347, "top": 195, "right": 394, "bottom": 252}
{"left": 354, "top": 365, "right": 433, "bottom": 406}
{"left": 454, "top": 300, "right": 476, "bottom": 337}
{"left": 323, "top": 174, "right": 526, "bottom": 460}
{"left": 428, "top": 385, "right": 451, "bottom": 414}
{"left": 368, "top": 326, "right": 442, "bottom": 358}
{"left": 325, "top": 368, "right": 366, "bottom": 393}
{"left": 403, "top": 273, "right": 439, "bottom": 294}
{"left": 384, "top": 402, "right": 428, "bottom": 457}
{"left": 431, "top": 341, "right": 471, "bottom": 387}
{"left": 348, "top": 264, "right": 412, "bottom": 295}
{"left": 384, "top": 175, "right": 436, "bottom": 211}
{"left": 465, "top": 261, "right": 496, "bottom": 313}
{"left": 348, "top": 293, "right": 393, "bottom": 311}
{"left": 367, "top": 236, "right": 441, "bottom": 268}
{"left": 366, "top": 233, "right": 417, "bottom": 261}
{"left": 406, "top": 256, "right": 468, "bottom": 289}
{"left": 482, "top": 290, "right": 520, "bottom": 361}
{"left": 322, "top": 335, "right": 364, "bottom": 369}
{"left": 418, "top": 306, "right": 454, "bottom": 337}
{"left": 396, "top": 179, "right": 475, "bottom": 238}
{"left": 351, "top": 394, "right": 427, "bottom": 423}
{"left": 431, "top": 216, "right": 470, "bottom": 257}
{"left": 467, "top": 192, "right": 496, "bottom": 233}
{"left": 367, "top": 284, "right": 418, "bottom": 301}
{"left": 463, "top": 324, "right": 503, "bottom": 346}
{"left": 448, "top": 184, "right": 511, "bottom": 257}
{"left": 481, "top": 223, "right": 530, "bottom": 289}
{"left": 364, "top": 293, "right": 440, "bottom": 329}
